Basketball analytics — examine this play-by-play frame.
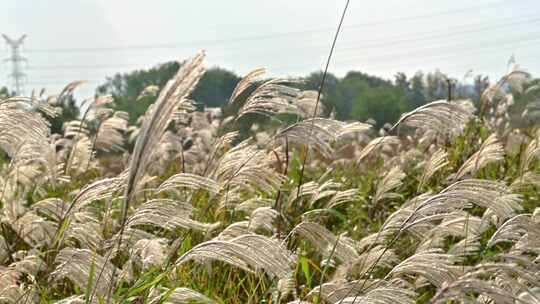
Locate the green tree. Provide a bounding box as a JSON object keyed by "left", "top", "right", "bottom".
{"left": 300, "top": 71, "right": 339, "bottom": 116}
{"left": 97, "top": 61, "right": 180, "bottom": 125}
{"left": 97, "top": 62, "right": 239, "bottom": 124}
{"left": 409, "top": 72, "right": 427, "bottom": 108}
{"left": 473, "top": 74, "right": 490, "bottom": 102}
{"left": 394, "top": 72, "right": 410, "bottom": 92}
{"left": 425, "top": 70, "right": 448, "bottom": 101}
{"left": 47, "top": 95, "right": 80, "bottom": 135}
{"left": 191, "top": 67, "right": 240, "bottom": 109}
{"left": 333, "top": 71, "right": 392, "bottom": 120}
{"left": 351, "top": 87, "right": 407, "bottom": 127}
{"left": 0, "top": 87, "right": 9, "bottom": 99}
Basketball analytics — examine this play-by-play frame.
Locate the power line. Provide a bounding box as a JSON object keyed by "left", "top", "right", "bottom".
{"left": 27, "top": 30, "right": 540, "bottom": 83}
{"left": 22, "top": 0, "right": 515, "bottom": 54}
{"left": 23, "top": 15, "right": 540, "bottom": 74}
{"left": 27, "top": 36, "right": 540, "bottom": 88}
{"left": 270, "top": 32, "right": 540, "bottom": 73}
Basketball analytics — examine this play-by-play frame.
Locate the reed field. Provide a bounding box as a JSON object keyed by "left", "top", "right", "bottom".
{"left": 0, "top": 51, "right": 540, "bottom": 303}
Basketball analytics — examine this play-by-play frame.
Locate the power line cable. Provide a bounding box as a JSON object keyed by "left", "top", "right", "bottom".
{"left": 27, "top": 34, "right": 540, "bottom": 87}
{"left": 21, "top": 0, "right": 516, "bottom": 54}
{"left": 23, "top": 15, "right": 540, "bottom": 73}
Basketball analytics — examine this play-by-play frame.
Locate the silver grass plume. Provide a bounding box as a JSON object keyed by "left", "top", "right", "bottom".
{"left": 0, "top": 269, "right": 26, "bottom": 303}
{"left": 126, "top": 198, "right": 220, "bottom": 233}
{"left": 30, "top": 198, "right": 68, "bottom": 222}
{"left": 137, "top": 85, "right": 160, "bottom": 100}
{"left": 213, "top": 139, "right": 285, "bottom": 194}
{"left": 158, "top": 173, "right": 220, "bottom": 195}
{"left": 235, "top": 78, "right": 320, "bottom": 120}
{"left": 61, "top": 120, "right": 89, "bottom": 143}
{"left": 308, "top": 280, "right": 381, "bottom": 303}
{"left": 373, "top": 166, "right": 405, "bottom": 204}
{"left": 336, "top": 285, "right": 416, "bottom": 304}
{"left": 520, "top": 137, "right": 540, "bottom": 175}
{"left": 217, "top": 186, "right": 243, "bottom": 210}
{"left": 432, "top": 276, "right": 521, "bottom": 304}
{"left": 65, "top": 174, "right": 125, "bottom": 218}
{"left": 277, "top": 272, "right": 297, "bottom": 299}
{"left": 481, "top": 66, "right": 530, "bottom": 106}
{"left": 440, "top": 179, "right": 522, "bottom": 220}
{"left": 64, "top": 95, "right": 113, "bottom": 173}
{"left": 0, "top": 98, "right": 57, "bottom": 190}
{"left": 197, "top": 131, "right": 239, "bottom": 175}
{"left": 377, "top": 179, "right": 520, "bottom": 245}
{"left": 131, "top": 238, "right": 167, "bottom": 270}
{"left": 53, "top": 295, "right": 86, "bottom": 304}
{"left": 468, "top": 261, "right": 540, "bottom": 290}
{"left": 518, "top": 288, "right": 540, "bottom": 304}
{"left": 248, "top": 207, "right": 279, "bottom": 232}
{"left": 228, "top": 68, "right": 265, "bottom": 105}
{"left": 7, "top": 210, "right": 56, "bottom": 247}
{"left": 63, "top": 212, "right": 103, "bottom": 250}
{"left": 358, "top": 194, "right": 435, "bottom": 250}
{"left": 53, "top": 81, "right": 86, "bottom": 106}
{"left": 104, "top": 228, "right": 156, "bottom": 257}
{"left": 339, "top": 246, "right": 399, "bottom": 279}
{"left": 277, "top": 118, "right": 370, "bottom": 159}
{"left": 447, "top": 236, "right": 482, "bottom": 258}
{"left": 326, "top": 188, "right": 360, "bottom": 209}
{"left": 418, "top": 148, "right": 448, "bottom": 190}
{"left": 290, "top": 222, "right": 359, "bottom": 263}
{"left": 94, "top": 111, "right": 128, "bottom": 152}
{"left": 0, "top": 97, "right": 51, "bottom": 156}
{"left": 52, "top": 248, "right": 119, "bottom": 298}
{"left": 124, "top": 51, "right": 204, "bottom": 208}
{"left": 65, "top": 135, "right": 93, "bottom": 176}
{"left": 160, "top": 287, "right": 216, "bottom": 304}
{"left": 235, "top": 197, "right": 273, "bottom": 214}
{"left": 511, "top": 171, "right": 540, "bottom": 191}
{"left": 175, "top": 234, "right": 296, "bottom": 279}
{"left": 386, "top": 249, "right": 462, "bottom": 288}
{"left": 417, "top": 213, "right": 483, "bottom": 255}
{"left": 487, "top": 214, "right": 540, "bottom": 252}
{"left": 454, "top": 133, "right": 504, "bottom": 180}
{"left": 357, "top": 136, "right": 400, "bottom": 163}
{"left": 289, "top": 180, "right": 343, "bottom": 207}
{"left": 216, "top": 221, "right": 250, "bottom": 240}
{"left": 391, "top": 100, "right": 474, "bottom": 137}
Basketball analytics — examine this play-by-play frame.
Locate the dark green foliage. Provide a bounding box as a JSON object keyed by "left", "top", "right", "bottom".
{"left": 351, "top": 86, "right": 408, "bottom": 127}
{"left": 191, "top": 67, "right": 240, "bottom": 109}
{"left": 332, "top": 71, "right": 394, "bottom": 121}
{"left": 97, "top": 62, "right": 180, "bottom": 100}
{"left": 97, "top": 61, "right": 181, "bottom": 125}
{"left": 302, "top": 71, "right": 408, "bottom": 124}
{"left": 95, "top": 59, "right": 497, "bottom": 132}
{"left": 299, "top": 71, "right": 340, "bottom": 117}
{"left": 48, "top": 94, "right": 81, "bottom": 135}
{"left": 97, "top": 63, "right": 240, "bottom": 124}
{"left": 407, "top": 72, "right": 427, "bottom": 108}
{"left": 0, "top": 87, "right": 10, "bottom": 98}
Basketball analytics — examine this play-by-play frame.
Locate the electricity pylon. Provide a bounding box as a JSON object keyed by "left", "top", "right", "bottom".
{"left": 2, "top": 34, "right": 27, "bottom": 96}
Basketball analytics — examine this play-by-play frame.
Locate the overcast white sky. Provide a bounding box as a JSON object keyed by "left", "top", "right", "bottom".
{"left": 1, "top": 0, "right": 539, "bottom": 98}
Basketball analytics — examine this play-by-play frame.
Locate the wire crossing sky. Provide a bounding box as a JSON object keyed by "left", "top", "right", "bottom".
{"left": 1, "top": 0, "right": 539, "bottom": 98}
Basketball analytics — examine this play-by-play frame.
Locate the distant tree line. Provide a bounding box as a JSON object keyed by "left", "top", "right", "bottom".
{"left": 0, "top": 61, "right": 501, "bottom": 136}
{"left": 96, "top": 62, "right": 494, "bottom": 129}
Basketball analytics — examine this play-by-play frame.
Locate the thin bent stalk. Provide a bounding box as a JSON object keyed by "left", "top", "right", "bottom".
{"left": 296, "top": 0, "right": 351, "bottom": 198}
